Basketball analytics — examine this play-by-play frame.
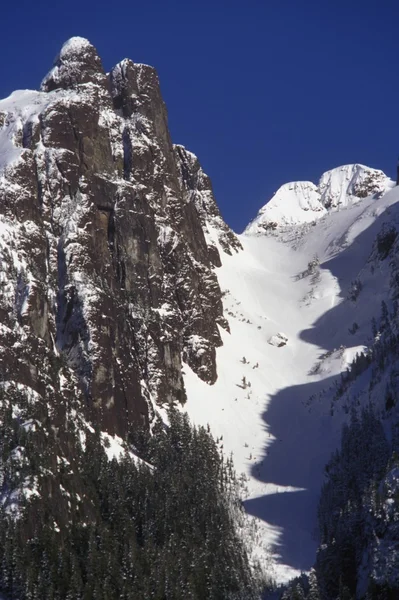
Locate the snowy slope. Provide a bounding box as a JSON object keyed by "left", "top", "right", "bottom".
{"left": 245, "top": 181, "right": 325, "bottom": 230}
{"left": 185, "top": 183, "right": 399, "bottom": 583}
{"left": 245, "top": 164, "right": 392, "bottom": 234}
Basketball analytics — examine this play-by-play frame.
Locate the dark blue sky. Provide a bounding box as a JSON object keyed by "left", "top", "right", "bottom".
{"left": 1, "top": 0, "right": 398, "bottom": 232}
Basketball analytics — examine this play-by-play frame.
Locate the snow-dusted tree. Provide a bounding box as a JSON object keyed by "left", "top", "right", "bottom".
{"left": 307, "top": 569, "right": 320, "bottom": 600}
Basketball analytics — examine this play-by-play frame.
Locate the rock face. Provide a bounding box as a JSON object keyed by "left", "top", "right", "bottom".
{"left": 0, "top": 37, "right": 240, "bottom": 438}
{"left": 245, "top": 163, "right": 392, "bottom": 234}
{"left": 174, "top": 145, "right": 242, "bottom": 262}
{"left": 41, "top": 37, "right": 108, "bottom": 91}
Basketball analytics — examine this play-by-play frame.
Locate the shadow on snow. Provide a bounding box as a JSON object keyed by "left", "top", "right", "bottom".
{"left": 244, "top": 200, "right": 399, "bottom": 572}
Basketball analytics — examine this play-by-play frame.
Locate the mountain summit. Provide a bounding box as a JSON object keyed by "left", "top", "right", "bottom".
{"left": 245, "top": 163, "right": 392, "bottom": 233}
{"left": 41, "top": 36, "right": 107, "bottom": 91}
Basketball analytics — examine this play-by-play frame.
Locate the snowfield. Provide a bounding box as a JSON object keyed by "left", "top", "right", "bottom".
{"left": 185, "top": 178, "right": 399, "bottom": 583}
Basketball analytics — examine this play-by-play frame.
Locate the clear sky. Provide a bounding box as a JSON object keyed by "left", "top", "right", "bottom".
{"left": 1, "top": 0, "right": 398, "bottom": 232}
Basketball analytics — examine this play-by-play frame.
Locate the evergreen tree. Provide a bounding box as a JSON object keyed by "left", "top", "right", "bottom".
{"left": 0, "top": 405, "right": 259, "bottom": 599}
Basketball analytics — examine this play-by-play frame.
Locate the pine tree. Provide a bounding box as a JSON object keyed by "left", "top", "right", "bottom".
{"left": 308, "top": 568, "right": 320, "bottom": 600}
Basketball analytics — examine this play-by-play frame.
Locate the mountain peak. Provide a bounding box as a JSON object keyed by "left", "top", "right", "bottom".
{"left": 318, "top": 163, "right": 389, "bottom": 209}
{"left": 58, "top": 36, "right": 94, "bottom": 58}
{"left": 245, "top": 181, "right": 325, "bottom": 233}
{"left": 41, "top": 37, "right": 106, "bottom": 92}
{"left": 245, "top": 163, "right": 392, "bottom": 234}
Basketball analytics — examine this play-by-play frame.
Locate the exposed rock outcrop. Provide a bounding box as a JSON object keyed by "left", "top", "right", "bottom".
{"left": 0, "top": 37, "right": 240, "bottom": 440}
{"left": 268, "top": 333, "right": 288, "bottom": 347}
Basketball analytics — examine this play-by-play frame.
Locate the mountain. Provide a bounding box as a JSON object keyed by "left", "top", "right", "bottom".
{"left": 0, "top": 36, "right": 241, "bottom": 438}
{"left": 245, "top": 163, "right": 391, "bottom": 233}
{"left": 185, "top": 167, "right": 399, "bottom": 596}
{"left": 0, "top": 36, "right": 399, "bottom": 600}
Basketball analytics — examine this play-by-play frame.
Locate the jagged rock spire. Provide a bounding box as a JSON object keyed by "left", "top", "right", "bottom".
{"left": 0, "top": 36, "right": 241, "bottom": 438}
{"left": 41, "top": 36, "right": 107, "bottom": 91}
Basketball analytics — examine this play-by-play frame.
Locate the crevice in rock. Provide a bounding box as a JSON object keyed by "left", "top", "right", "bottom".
{"left": 122, "top": 126, "right": 132, "bottom": 180}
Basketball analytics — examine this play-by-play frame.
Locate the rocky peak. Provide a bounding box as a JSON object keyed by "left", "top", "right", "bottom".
{"left": 0, "top": 38, "right": 239, "bottom": 445}
{"left": 41, "top": 36, "right": 107, "bottom": 92}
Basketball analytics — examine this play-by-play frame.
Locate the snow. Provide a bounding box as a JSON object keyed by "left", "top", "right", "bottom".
{"left": 245, "top": 181, "right": 325, "bottom": 232}
{"left": 5, "top": 61, "right": 100, "bottom": 146}
{"left": 0, "top": 88, "right": 83, "bottom": 176}
{"left": 0, "top": 90, "right": 44, "bottom": 173}
{"left": 100, "top": 431, "right": 153, "bottom": 469}
{"left": 185, "top": 183, "right": 399, "bottom": 583}
{"left": 101, "top": 432, "right": 128, "bottom": 461}
{"left": 40, "top": 37, "right": 98, "bottom": 91}
{"left": 0, "top": 127, "right": 22, "bottom": 173}
{"left": 58, "top": 37, "right": 93, "bottom": 60}
{"left": 318, "top": 163, "right": 390, "bottom": 208}
{"left": 245, "top": 164, "right": 393, "bottom": 234}
{"left": 0, "top": 89, "right": 49, "bottom": 116}
{"left": 21, "top": 419, "right": 39, "bottom": 432}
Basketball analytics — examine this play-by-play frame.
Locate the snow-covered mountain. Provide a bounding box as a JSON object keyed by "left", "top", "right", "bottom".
{"left": 0, "top": 36, "right": 398, "bottom": 599}
{"left": 245, "top": 163, "right": 392, "bottom": 233}
{"left": 186, "top": 169, "right": 399, "bottom": 591}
